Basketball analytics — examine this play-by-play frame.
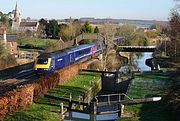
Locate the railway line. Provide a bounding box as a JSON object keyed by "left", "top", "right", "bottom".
{"left": 0, "top": 68, "right": 38, "bottom": 95}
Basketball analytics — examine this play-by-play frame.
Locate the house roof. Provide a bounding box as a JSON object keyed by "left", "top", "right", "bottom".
{"left": 20, "top": 22, "right": 38, "bottom": 27}
{"left": 0, "top": 34, "right": 17, "bottom": 42}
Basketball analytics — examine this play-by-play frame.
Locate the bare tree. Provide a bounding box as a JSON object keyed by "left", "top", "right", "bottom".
{"left": 99, "top": 22, "right": 118, "bottom": 70}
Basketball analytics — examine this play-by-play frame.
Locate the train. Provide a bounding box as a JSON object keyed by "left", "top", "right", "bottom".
{"left": 34, "top": 41, "right": 104, "bottom": 74}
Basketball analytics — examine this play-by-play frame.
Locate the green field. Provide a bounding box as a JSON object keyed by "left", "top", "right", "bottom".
{"left": 116, "top": 72, "right": 171, "bottom": 121}
{"left": 2, "top": 72, "right": 100, "bottom": 121}
{"left": 17, "top": 37, "right": 57, "bottom": 47}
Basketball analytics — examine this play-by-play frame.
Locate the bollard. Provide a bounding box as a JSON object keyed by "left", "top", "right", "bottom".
{"left": 120, "top": 104, "right": 124, "bottom": 116}
{"left": 60, "top": 103, "right": 64, "bottom": 115}
{"left": 118, "top": 103, "right": 124, "bottom": 117}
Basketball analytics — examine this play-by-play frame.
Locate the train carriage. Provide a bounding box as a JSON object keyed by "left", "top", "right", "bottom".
{"left": 34, "top": 41, "right": 104, "bottom": 74}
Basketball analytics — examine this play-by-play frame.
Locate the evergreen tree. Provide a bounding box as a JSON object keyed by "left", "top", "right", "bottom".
{"left": 94, "top": 26, "right": 99, "bottom": 33}
{"left": 80, "top": 21, "right": 93, "bottom": 33}
{"left": 39, "top": 18, "right": 47, "bottom": 26}
{"left": 45, "top": 20, "right": 60, "bottom": 39}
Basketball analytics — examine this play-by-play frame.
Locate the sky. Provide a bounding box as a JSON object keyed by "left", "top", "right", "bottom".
{"left": 0, "top": 0, "right": 176, "bottom": 21}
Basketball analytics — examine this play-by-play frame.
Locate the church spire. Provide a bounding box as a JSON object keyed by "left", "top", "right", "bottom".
{"left": 15, "top": 1, "right": 18, "bottom": 11}
{"left": 14, "top": 1, "right": 20, "bottom": 23}
{"left": 12, "top": 1, "right": 21, "bottom": 31}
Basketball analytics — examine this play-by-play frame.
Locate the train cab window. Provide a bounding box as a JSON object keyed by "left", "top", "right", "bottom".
{"left": 37, "top": 58, "right": 48, "bottom": 64}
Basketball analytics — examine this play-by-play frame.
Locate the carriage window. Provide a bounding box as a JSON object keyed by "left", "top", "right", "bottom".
{"left": 78, "top": 48, "right": 91, "bottom": 55}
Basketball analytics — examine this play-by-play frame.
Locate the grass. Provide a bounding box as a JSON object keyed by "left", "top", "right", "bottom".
{"left": 116, "top": 72, "right": 171, "bottom": 121}
{"left": 36, "top": 72, "right": 100, "bottom": 103}
{"left": 1, "top": 104, "right": 60, "bottom": 121}
{"left": 1, "top": 72, "right": 100, "bottom": 121}
{"left": 17, "top": 37, "right": 57, "bottom": 48}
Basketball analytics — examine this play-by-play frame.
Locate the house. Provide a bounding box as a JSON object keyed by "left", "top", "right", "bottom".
{"left": 19, "top": 21, "right": 39, "bottom": 32}
{"left": 0, "top": 28, "right": 18, "bottom": 55}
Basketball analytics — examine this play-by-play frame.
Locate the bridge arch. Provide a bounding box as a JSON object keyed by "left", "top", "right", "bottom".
{"left": 74, "top": 33, "right": 106, "bottom": 45}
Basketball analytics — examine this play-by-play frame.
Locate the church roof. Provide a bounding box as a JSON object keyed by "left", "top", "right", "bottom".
{"left": 20, "top": 22, "right": 38, "bottom": 27}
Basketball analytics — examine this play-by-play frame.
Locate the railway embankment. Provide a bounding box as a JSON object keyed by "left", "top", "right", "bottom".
{"left": 0, "top": 61, "right": 89, "bottom": 118}
{"left": 2, "top": 72, "right": 101, "bottom": 121}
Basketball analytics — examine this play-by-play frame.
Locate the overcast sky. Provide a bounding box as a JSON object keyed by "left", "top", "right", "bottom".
{"left": 0, "top": 0, "right": 176, "bottom": 21}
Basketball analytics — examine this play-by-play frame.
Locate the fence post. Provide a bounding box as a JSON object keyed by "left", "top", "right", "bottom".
{"left": 60, "top": 103, "right": 65, "bottom": 121}
{"left": 90, "top": 102, "right": 97, "bottom": 115}
{"left": 108, "top": 95, "right": 110, "bottom": 104}
{"left": 79, "top": 96, "right": 83, "bottom": 110}
{"left": 118, "top": 103, "right": 124, "bottom": 117}
{"left": 69, "top": 93, "right": 72, "bottom": 110}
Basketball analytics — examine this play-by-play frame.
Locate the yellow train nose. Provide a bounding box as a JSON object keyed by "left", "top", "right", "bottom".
{"left": 35, "top": 58, "right": 51, "bottom": 69}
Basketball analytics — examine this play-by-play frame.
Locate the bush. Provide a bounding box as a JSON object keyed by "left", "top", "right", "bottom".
{"left": 0, "top": 54, "right": 17, "bottom": 69}
{"left": 24, "top": 44, "right": 35, "bottom": 49}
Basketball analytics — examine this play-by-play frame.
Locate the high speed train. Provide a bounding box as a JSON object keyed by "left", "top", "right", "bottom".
{"left": 34, "top": 41, "right": 104, "bottom": 74}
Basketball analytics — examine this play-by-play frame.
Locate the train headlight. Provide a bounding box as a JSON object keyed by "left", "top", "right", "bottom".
{"left": 44, "top": 69, "right": 49, "bottom": 70}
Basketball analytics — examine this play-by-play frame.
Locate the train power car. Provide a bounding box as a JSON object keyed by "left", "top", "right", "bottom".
{"left": 34, "top": 41, "right": 104, "bottom": 74}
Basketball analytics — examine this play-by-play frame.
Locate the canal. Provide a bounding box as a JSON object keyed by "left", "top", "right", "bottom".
{"left": 132, "top": 52, "right": 152, "bottom": 71}
{"left": 64, "top": 52, "right": 153, "bottom": 121}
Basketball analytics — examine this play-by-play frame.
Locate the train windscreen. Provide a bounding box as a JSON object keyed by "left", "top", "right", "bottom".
{"left": 36, "top": 58, "right": 48, "bottom": 64}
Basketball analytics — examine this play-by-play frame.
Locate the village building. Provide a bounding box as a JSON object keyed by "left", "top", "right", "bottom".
{"left": 0, "top": 28, "right": 18, "bottom": 55}
{"left": 12, "top": 2, "right": 39, "bottom": 33}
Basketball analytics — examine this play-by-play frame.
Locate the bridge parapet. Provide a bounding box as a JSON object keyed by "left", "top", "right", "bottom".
{"left": 119, "top": 46, "right": 156, "bottom": 49}
{"left": 118, "top": 45, "right": 156, "bottom": 52}
{"left": 74, "top": 33, "right": 105, "bottom": 45}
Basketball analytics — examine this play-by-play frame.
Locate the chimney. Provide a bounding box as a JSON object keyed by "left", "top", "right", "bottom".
{"left": 3, "top": 30, "right": 7, "bottom": 43}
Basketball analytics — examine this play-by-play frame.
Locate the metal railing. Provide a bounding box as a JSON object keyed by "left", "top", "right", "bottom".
{"left": 94, "top": 93, "right": 133, "bottom": 104}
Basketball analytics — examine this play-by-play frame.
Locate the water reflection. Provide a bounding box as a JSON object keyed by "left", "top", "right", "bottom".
{"left": 131, "top": 52, "right": 152, "bottom": 71}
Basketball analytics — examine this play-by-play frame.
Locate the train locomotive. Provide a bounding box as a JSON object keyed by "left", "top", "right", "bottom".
{"left": 34, "top": 41, "right": 104, "bottom": 74}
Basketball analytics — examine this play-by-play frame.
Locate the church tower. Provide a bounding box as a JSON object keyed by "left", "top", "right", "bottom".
{"left": 12, "top": 1, "right": 21, "bottom": 31}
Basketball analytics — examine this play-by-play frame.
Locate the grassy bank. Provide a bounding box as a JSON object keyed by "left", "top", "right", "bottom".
{"left": 1, "top": 72, "right": 100, "bottom": 121}
{"left": 35, "top": 72, "right": 100, "bottom": 105}
{"left": 116, "top": 71, "right": 172, "bottom": 121}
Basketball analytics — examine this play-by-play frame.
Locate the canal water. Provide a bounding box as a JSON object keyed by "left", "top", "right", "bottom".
{"left": 64, "top": 111, "right": 118, "bottom": 121}
{"left": 132, "top": 52, "right": 152, "bottom": 71}
{"left": 64, "top": 52, "right": 153, "bottom": 121}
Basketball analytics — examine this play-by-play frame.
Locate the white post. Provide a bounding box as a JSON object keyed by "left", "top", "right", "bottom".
{"left": 60, "top": 103, "right": 64, "bottom": 114}
{"left": 121, "top": 104, "right": 124, "bottom": 114}
{"left": 3, "top": 30, "right": 7, "bottom": 43}
{"left": 60, "top": 103, "right": 65, "bottom": 121}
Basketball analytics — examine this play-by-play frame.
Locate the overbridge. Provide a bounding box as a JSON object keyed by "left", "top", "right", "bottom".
{"left": 118, "top": 46, "right": 156, "bottom": 52}
{"left": 74, "top": 33, "right": 105, "bottom": 45}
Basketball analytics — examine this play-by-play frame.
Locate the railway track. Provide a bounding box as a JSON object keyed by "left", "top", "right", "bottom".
{"left": 0, "top": 54, "right": 101, "bottom": 95}
{"left": 0, "top": 68, "right": 38, "bottom": 95}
